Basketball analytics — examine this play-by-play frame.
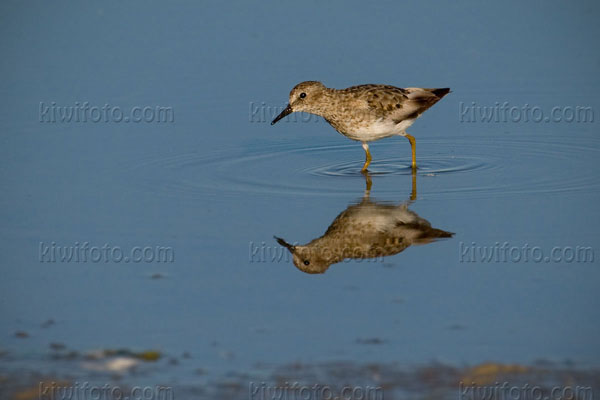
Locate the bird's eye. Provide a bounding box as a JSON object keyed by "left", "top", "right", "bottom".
{"left": 303, "top": 260, "right": 310, "bottom": 266}
{"left": 299, "top": 92, "right": 306, "bottom": 99}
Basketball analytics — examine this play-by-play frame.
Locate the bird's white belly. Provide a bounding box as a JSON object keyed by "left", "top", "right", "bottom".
{"left": 344, "top": 118, "right": 415, "bottom": 142}
{"left": 351, "top": 206, "right": 417, "bottom": 230}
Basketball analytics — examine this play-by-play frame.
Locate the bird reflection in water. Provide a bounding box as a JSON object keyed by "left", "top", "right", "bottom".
{"left": 275, "top": 172, "right": 453, "bottom": 274}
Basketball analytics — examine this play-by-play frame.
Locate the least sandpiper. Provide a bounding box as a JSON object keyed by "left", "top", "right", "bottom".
{"left": 271, "top": 81, "right": 450, "bottom": 171}
{"left": 274, "top": 173, "right": 453, "bottom": 274}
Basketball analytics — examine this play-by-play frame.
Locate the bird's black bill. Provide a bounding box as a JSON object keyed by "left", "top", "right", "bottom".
{"left": 274, "top": 236, "right": 295, "bottom": 253}
{"left": 271, "top": 104, "right": 293, "bottom": 125}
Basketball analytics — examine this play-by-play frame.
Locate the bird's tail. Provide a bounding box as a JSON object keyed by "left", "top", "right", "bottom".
{"left": 426, "top": 228, "right": 454, "bottom": 238}
{"left": 413, "top": 227, "right": 454, "bottom": 244}
{"left": 431, "top": 88, "right": 451, "bottom": 99}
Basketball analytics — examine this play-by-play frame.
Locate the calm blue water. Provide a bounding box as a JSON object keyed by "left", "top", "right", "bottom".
{"left": 1, "top": 0, "right": 599, "bottom": 392}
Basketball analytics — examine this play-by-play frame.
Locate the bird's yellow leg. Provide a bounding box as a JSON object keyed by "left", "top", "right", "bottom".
{"left": 361, "top": 142, "right": 372, "bottom": 172}
{"left": 361, "top": 170, "right": 372, "bottom": 195}
{"left": 410, "top": 168, "right": 417, "bottom": 201}
{"left": 405, "top": 133, "right": 417, "bottom": 169}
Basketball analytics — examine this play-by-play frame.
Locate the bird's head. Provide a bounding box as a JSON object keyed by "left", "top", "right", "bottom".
{"left": 274, "top": 236, "right": 332, "bottom": 274}
{"left": 271, "top": 81, "right": 328, "bottom": 125}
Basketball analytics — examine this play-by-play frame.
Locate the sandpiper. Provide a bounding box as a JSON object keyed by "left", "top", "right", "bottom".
{"left": 274, "top": 172, "right": 453, "bottom": 274}
{"left": 271, "top": 81, "right": 450, "bottom": 171}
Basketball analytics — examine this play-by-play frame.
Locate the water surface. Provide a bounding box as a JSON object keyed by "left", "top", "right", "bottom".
{"left": 1, "top": 1, "right": 599, "bottom": 397}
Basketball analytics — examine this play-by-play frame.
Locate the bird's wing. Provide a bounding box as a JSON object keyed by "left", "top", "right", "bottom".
{"left": 356, "top": 86, "right": 447, "bottom": 122}
{"left": 389, "top": 88, "right": 447, "bottom": 123}
{"left": 347, "top": 85, "right": 408, "bottom": 118}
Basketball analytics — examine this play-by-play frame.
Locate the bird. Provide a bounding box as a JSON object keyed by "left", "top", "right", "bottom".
{"left": 271, "top": 81, "right": 450, "bottom": 171}
{"left": 274, "top": 172, "right": 453, "bottom": 274}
